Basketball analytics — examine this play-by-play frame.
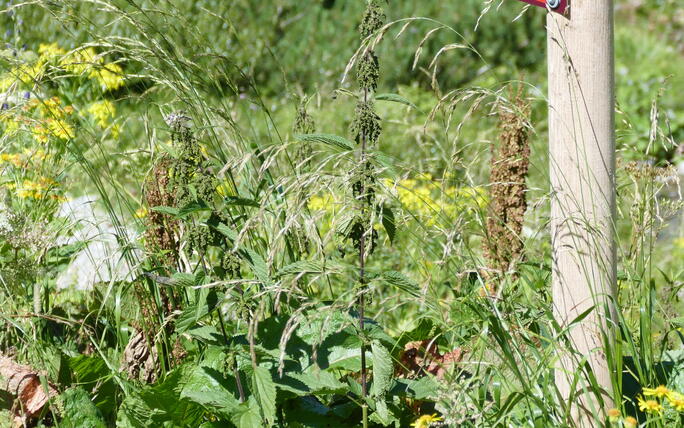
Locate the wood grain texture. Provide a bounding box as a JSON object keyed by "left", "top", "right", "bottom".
{"left": 547, "top": 0, "right": 617, "bottom": 424}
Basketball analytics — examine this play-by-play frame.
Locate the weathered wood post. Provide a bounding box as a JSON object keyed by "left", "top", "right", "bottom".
{"left": 515, "top": 0, "right": 617, "bottom": 422}
{"left": 546, "top": 0, "right": 617, "bottom": 423}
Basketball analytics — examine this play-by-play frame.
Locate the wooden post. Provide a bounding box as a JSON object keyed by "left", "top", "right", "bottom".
{"left": 547, "top": 0, "right": 616, "bottom": 424}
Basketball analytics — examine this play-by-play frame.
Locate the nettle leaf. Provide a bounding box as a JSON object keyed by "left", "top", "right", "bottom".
{"left": 252, "top": 366, "right": 277, "bottom": 425}
{"left": 150, "top": 205, "right": 179, "bottom": 217}
{"left": 225, "top": 195, "right": 260, "bottom": 208}
{"left": 176, "top": 289, "right": 220, "bottom": 333}
{"left": 375, "top": 92, "right": 417, "bottom": 109}
{"left": 370, "top": 341, "right": 393, "bottom": 397}
{"left": 241, "top": 249, "right": 270, "bottom": 284}
{"left": 170, "top": 272, "right": 198, "bottom": 288}
{"left": 381, "top": 271, "right": 420, "bottom": 297}
{"left": 380, "top": 205, "right": 396, "bottom": 244}
{"left": 211, "top": 222, "right": 238, "bottom": 241}
{"left": 369, "top": 399, "right": 400, "bottom": 427}
{"left": 291, "top": 370, "right": 346, "bottom": 395}
{"left": 178, "top": 200, "right": 211, "bottom": 217}
{"left": 276, "top": 260, "right": 325, "bottom": 276}
{"left": 276, "top": 260, "right": 343, "bottom": 277}
{"left": 185, "top": 325, "right": 224, "bottom": 346}
{"left": 230, "top": 398, "right": 263, "bottom": 428}
{"left": 117, "top": 368, "right": 204, "bottom": 428}
{"left": 181, "top": 366, "right": 241, "bottom": 417}
{"left": 295, "top": 133, "right": 355, "bottom": 151}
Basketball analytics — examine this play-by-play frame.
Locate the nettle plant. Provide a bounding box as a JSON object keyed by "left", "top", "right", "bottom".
{"left": 115, "top": 2, "right": 458, "bottom": 427}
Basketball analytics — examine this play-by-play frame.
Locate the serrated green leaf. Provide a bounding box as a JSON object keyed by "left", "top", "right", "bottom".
{"left": 211, "top": 222, "right": 238, "bottom": 241}
{"left": 230, "top": 398, "right": 263, "bottom": 428}
{"left": 380, "top": 205, "right": 396, "bottom": 244}
{"left": 225, "top": 196, "right": 260, "bottom": 208}
{"left": 150, "top": 205, "right": 179, "bottom": 217}
{"left": 181, "top": 366, "right": 240, "bottom": 417}
{"left": 370, "top": 342, "right": 393, "bottom": 397}
{"left": 295, "top": 133, "right": 355, "bottom": 151}
{"left": 175, "top": 289, "right": 219, "bottom": 333}
{"left": 170, "top": 272, "right": 196, "bottom": 288}
{"left": 178, "top": 201, "right": 211, "bottom": 217}
{"left": 253, "top": 366, "right": 277, "bottom": 425}
{"left": 375, "top": 93, "right": 417, "bottom": 109}
{"left": 292, "top": 370, "right": 346, "bottom": 395}
{"left": 241, "top": 249, "right": 270, "bottom": 284}
{"left": 381, "top": 271, "right": 420, "bottom": 297}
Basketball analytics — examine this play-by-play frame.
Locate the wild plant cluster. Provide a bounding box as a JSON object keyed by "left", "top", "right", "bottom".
{"left": 0, "top": 1, "right": 683, "bottom": 428}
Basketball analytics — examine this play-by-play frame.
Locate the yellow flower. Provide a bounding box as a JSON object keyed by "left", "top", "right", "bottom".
{"left": 642, "top": 385, "right": 670, "bottom": 399}
{"left": 607, "top": 408, "right": 620, "bottom": 422}
{"left": 637, "top": 396, "right": 663, "bottom": 414}
{"left": 134, "top": 207, "right": 148, "bottom": 219}
{"left": 411, "top": 413, "right": 443, "bottom": 428}
{"left": 38, "top": 96, "right": 68, "bottom": 119}
{"left": 308, "top": 193, "right": 334, "bottom": 212}
{"left": 38, "top": 43, "right": 66, "bottom": 58}
{"left": 90, "top": 63, "right": 124, "bottom": 91}
{"left": 623, "top": 416, "right": 637, "bottom": 428}
{"left": 86, "top": 99, "right": 116, "bottom": 128}
{"left": 667, "top": 391, "right": 684, "bottom": 412}
{"left": 61, "top": 47, "right": 100, "bottom": 75}
{"left": 33, "top": 118, "right": 74, "bottom": 142}
{"left": 0, "top": 153, "right": 22, "bottom": 168}
{"left": 109, "top": 123, "right": 120, "bottom": 139}
{"left": 0, "top": 75, "right": 14, "bottom": 92}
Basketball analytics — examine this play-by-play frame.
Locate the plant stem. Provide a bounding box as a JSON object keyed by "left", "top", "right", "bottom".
{"left": 359, "top": 87, "right": 368, "bottom": 421}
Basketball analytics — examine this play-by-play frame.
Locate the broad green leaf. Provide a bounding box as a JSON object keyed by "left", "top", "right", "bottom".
{"left": 295, "top": 133, "right": 355, "bottom": 151}
{"left": 181, "top": 366, "right": 241, "bottom": 417}
{"left": 69, "top": 356, "right": 116, "bottom": 418}
{"left": 230, "top": 398, "right": 263, "bottom": 428}
{"left": 175, "top": 289, "right": 219, "bottom": 333}
{"left": 170, "top": 272, "right": 196, "bottom": 288}
{"left": 241, "top": 249, "right": 270, "bottom": 284}
{"left": 375, "top": 92, "right": 417, "bottom": 109}
{"left": 177, "top": 201, "right": 211, "bottom": 217}
{"left": 150, "top": 205, "right": 179, "bottom": 217}
{"left": 276, "top": 260, "right": 336, "bottom": 277}
{"left": 252, "top": 366, "right": 277, "bottom": 425}
{"left": 225, "top": 196, "right": 260, "bottom": 208}
{"left": 211, "top": 222, "right": 238, "bottom": 241}
{"left": 117, "top": 368, "right": 204, "bottom": 428}
{"left": 381, "top": 271, "right": 420, "bottom": 297}
{"left": 291, "top": 370, "right": 346, "bottom": 395}
{"left": 186, "top": 325, "right": 224, "bottom": 345}
{"left": 370, "top": 342, "right": 393, "bottom": 397}
{"left": 380, "top": 205, "right": 396, "bottom": 244}
{"left": 369, "top": 399, "right": 400, "bottom": 427}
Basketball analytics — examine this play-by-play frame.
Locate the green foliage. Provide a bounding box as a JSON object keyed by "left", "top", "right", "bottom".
{"left": 0, "top": 0, "right": 682, "bottom": 427}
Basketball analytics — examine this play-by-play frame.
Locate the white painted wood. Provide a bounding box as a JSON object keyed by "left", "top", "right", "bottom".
{"left": 547, "top": 0, "right": 617, "bottom": 424}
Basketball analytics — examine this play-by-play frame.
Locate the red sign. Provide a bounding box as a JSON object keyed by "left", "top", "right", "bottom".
{"left": 517, "top": 0, "right": 568, "bottom": 14}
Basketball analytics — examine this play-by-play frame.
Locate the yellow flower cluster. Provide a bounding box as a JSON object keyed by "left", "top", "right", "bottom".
{"left": 90, "top": 63, "right": 125, "bottom": 91}
{"left": 1, "top": 44, "right": 125, "bottom": 94}
{"left": 61, "top": 47, "right": 125, "bottom": 90}
{"left": 60, "top": 47, "right": 99, "bottom": 75}
{"left": 0, "top": 153, "right": 23, "bottom": 167}
{"left": 11, "top": 177, "right": 61, "bottom": 200}
{"left": 0, "top": 149, "right": 49, "bottom": 169}
{"left": 634, "top": 385, "right": 684, "bottom": 417}
{"left": 86, "top": 99, "right": 116, "bottom": 127}
{"left": 391, "top": 176, "right": 487, "bottom": 226}
{"left": 32, "top": 118, "right": 75, "bottom": 143}
{"left": 307, "top": 193, "right": 336, "bottom": 212}
{"left": 411, "top": 413, "right": 443, "bottom": 428}
{"left": 28, "top": 96, "right": 74, "bottom": 119}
